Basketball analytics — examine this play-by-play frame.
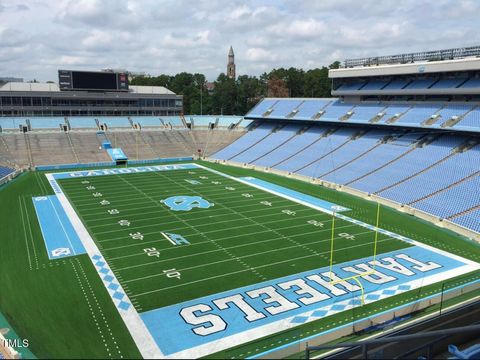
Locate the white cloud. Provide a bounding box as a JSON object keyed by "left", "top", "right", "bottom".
{"left": 246, "top": 47, "right": 276, "bottom": 62}
{"left": 0, "top": 0, "right": 478, "bottom": 81}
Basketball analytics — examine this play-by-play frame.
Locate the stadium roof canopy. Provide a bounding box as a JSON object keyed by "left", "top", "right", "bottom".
{"left": 330, "top": 56, "right": 480, "bottom": 79}
{"left": 0, "top": 82, "right": 175, "bottom": 95}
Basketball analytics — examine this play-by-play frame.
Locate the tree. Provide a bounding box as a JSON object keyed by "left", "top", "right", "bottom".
{"left": 267, "top": 76, "right": 289, "bottom": 98}
{"left": 130, "top": 61, "right": 339, "bottom": 115}
{"left": 211, "top": 73, "right": 237, "bottom": 115}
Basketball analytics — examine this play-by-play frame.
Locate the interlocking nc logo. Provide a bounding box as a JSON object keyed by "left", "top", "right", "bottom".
{"left": 161, "top": 196, "right": 214, "bottom": 211}
{"left": 51, "top": 247, "right": 71, "bottom": 257}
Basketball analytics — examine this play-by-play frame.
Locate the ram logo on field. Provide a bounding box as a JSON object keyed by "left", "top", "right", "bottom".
{"left": 161, "top": 196, "right": 214, "bottom": 211}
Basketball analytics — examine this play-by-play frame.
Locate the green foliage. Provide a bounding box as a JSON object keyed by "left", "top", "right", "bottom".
{"left": 130, "top": 62, "right": 339, "bottom": 115}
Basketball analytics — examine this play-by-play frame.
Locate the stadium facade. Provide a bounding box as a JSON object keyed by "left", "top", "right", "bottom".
{"left": 0, "top": 70, "right": 183, "bottom": 117}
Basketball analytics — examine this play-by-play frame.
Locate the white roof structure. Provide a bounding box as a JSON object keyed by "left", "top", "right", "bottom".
{"left": 0, "top": 82, "right": 175, "bottom": 95}
{"left": 129, "top": 85, "right": 175, "bottom": 95}
{"left": 330, "top": 57, "right": 480, "bottom": 79}
{"left": 0, "top": 82, "right": 60, "bottom": 92}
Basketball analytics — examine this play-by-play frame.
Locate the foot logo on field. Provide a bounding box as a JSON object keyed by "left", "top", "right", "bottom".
{"left": 161, "top": 196, "right": 214, "bottom": 211}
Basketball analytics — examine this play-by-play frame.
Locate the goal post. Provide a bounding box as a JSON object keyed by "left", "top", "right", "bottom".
{"left": 328, "top": 202, "right": 382, "bottom": 306}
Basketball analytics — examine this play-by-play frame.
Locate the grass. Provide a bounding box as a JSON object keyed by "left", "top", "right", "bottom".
{"left": 0, "top": 160, "right": 478, "bottom": 359}
{"left": 56, "top": 166, "right": 410, "bottom": 312}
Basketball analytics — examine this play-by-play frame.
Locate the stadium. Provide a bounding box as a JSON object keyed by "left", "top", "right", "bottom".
{"left": 1, "top": 29, "right": 480, "bottom": 360}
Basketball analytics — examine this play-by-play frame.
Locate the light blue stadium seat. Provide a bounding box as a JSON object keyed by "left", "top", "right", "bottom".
{"left": 383, "top": 79, "right": 409, "bottom": 90}
{"left": 452, "top": 209, "right": 480, "bottom": 233}
{"left": 453, "top": 108, "right": 480, "bottom": 129}
{"left": 376, "top": 105, "right": 412, "bottom": 123}
{"left": 160, "top": 116, "right": 184, "bottom": 127}
{"left": 277, "top": 128, "right": 354, "bottom": 173}
{"left": 132, "top": 117, "right": 163, "bottom": 127}
{"left": 460, "top": 78, "right": 480, "bottom": 88}
{"left": 231, "top": 124, "right": 300, "bottom": 163}
{"left": 405, "top": 78, "right": 438, "bottom": 89}
{"left": 268, "top": 100, "right": 303, "bottom": 118}
{"left": 253, "top": 126, "right": 327, "bottom": 168}
{"left": 99, "top": 117, "right": 132, "bottom": 128}
{"left": 395, "top": 105, "right": 442, "bottom": 126}
{"left": 216, "top": 116, "right": 243, "bottom": 127}
{"left": 68, "top": 117, "right": 98, "bottom": 129}
{"left": 321, "top": 101, "right": 354, "bottom": 121}
{"left": 212, "top": 123, "right": 275, "bottom": 160}
{"left": 414, "top": 175, "right": 480, "bottom": 219}
{"left": 431, "top": 78, "right": 465, "bottom": 89}
{"left": 237, "top": 119, "right": 253, "bottom": 127}
{"left": 299, "top": 130, "right": 389, "bottom": 179}
{"left": 322, "top": 132, "right": 420, "bottom": 184}
{"left": 350, "top": 136, "right": 464, "bottom": 194}
{"left": 362, "top": 80, "right": 390, "bottom": 90}
{"left": 292, "top": 99, "right": 331, "bottom": 120}
{"left": 28, "top": 117, "right": 65, "bottom": 129}
{"left": 348, "top": 104, "right": 386, "bottom": 123}
{"left": 248, "top": 99, "right": 278, "bottom": 117}
{"left": 0, "top": 117, "right": 27, "bottom": 130}
{"left": 336, "top": 82, "right": 365, "bottom": 91}
{"left": 430, "top": 105, "right": 473, "bottom": 127}
{"left": 0, "top": 166, "right": 15, "bottom": 178}
{"left": 380, "top": 145, "right": 479, "bottom": 204}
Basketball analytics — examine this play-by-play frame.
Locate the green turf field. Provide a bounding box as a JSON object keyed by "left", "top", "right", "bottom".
{"left": 56, "top": 166, "right": 411, "bottom": 312}
{"left": 0, "top": 161, "right": 478, "bottom": 359}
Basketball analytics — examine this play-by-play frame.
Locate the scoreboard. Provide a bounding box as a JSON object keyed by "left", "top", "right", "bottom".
{"left": 58, "top": 70, "right": 128, "bottom": 91}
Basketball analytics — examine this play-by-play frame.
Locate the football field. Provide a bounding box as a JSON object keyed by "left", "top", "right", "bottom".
{"left": 56, "top": 165, "right": 409, "bottom": 312}
{"left": 36, "top": 162, "right": 478, "bottom": 358}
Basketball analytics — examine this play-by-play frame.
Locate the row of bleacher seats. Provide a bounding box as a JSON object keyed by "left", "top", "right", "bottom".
{"left": 335, "top": 77, "right": 480, "bottom": 91}
{"left": 0, "top": 165, "right": 15, "bottom": 179}
{"left": 247, "top": 99, "right": 480, "bottom": 132}
{"left": 0, "top": 116, "right": 250, "bottom": 130}
{"left": 212, "top": 122, "right": 480, "bottom": 233}
{"left": 0, "top": 129, "right": 246, "bottom": 168}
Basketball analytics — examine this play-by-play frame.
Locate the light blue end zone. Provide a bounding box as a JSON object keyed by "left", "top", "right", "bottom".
{"left": 239, "top": 177, "right": 350, "bottom": 213}
{"left": 32, "top": 195, "right": 86, "bottom": 259}
{"left": 140, "top": 246, "right": 467, "bottom": 356}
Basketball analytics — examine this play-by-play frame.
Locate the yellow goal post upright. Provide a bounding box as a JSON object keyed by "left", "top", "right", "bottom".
{"left": 328, "top": 202, "right": 381, "bottom": 305}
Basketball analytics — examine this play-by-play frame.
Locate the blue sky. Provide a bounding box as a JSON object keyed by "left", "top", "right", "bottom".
{"left": 0, "top": 0, "right": 479, "bottom": 82}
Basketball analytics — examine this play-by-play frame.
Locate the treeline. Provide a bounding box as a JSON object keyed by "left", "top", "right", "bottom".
{"left": 130, "top": 61, "right": 340, "bottom": 115}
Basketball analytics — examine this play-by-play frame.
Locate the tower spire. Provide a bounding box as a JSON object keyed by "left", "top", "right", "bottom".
{"left": 227, "top": 46, "right": 236, "bottom": 79}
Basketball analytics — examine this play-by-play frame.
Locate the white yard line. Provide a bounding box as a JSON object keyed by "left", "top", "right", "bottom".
{"left": 81, "top": 194, "right": 291, "bottom": 222}
{"left": 108, "top": 221, "right": 356, "bottom": 260}
{"left": 118, "top": 228, "right": 389, "bottom": 274}
{"left": 131, "top": 238, "right": 396, "bottom": 297}
{"left": 100, "top": 212, "right": 323, "bottom": 245}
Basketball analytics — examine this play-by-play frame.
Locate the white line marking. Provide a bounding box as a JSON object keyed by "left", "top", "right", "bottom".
{"left": 161, "top": 232, "right": 176, "bottom": 246}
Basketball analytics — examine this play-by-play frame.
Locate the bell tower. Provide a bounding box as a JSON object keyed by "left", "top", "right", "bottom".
{"left": 227, "top": 46, "right": 236, "bottom": 79}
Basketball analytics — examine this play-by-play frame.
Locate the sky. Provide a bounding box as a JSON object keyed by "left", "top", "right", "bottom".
{"left": 1, "top": 0, "right": 479, "bottom": 82}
